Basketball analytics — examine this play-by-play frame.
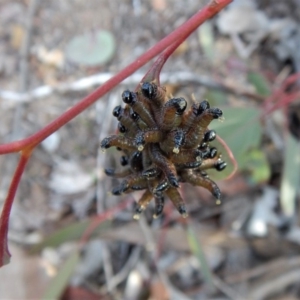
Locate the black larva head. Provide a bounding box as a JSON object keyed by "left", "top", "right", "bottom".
{"left": 135, "top": 132, "right": 145, "bottom": 148}
{"left": 130, "top": 151, "right": 143, "bottom": 172}
{"left": 112, "top": 105, "right": 122, "bottom": 118}
{"left": 112, "top": 186, "right": 124, "bottom": 196}
{"left": 141, "top": 82, "right": 156, "bottom": 99}
{"left": 178, "top": 204, "right": 187, "bottom": 216}
{"left": 209, "top": 108, "right": 223, "bottom": 119}
{"left": 192, "top": 100, "right": 210, "bottom": 116}
{"left": 104, "top": 168, "right": 115, "bottom": 176}
{"left": 174, "top": 97, "right": 187, "bottom": 115}
{"left": 198, "top": 100, "right": 210, "bottom": 115}
{"left": 101, "top": 137, "right": 110, "bottom": 149}
{"left": 168, "top": 175, "right": 179, "bottom": 188}
{"left": 154, "top": 198, "right": 164, "bottom": 218}
{"left": 122, "top": 90, "right": 136, "bottom": 104}
{"left": 118, "top": 122, "right": 126, "bottom": 133}
{"left": 209, "top": 147, "right": 218, "bottom": 158}
{"left": 204, "top": 130, "right": 216, "bottom": 142}
{"left": 215, "top": 161, "right": 227, "bottom": 171}
{"left": 130, "top": 109, "right": 139, "bottom": 121}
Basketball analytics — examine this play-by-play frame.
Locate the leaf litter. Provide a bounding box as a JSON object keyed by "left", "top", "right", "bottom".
{"left": 1, "top": 0, "right": 300, "bottom": 299}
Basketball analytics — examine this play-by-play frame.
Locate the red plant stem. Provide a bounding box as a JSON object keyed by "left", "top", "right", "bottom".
{"left": 142, "top": 31, "right": 192, "bottom": 84}
{"left": 0, "top": 150, "right": 32, "bottom": 264}
{"left": 80, "top": 196, "right": 134, "bottom": 245}
{"left": 263, "top": 72, "right": 300, "bottom": 113}
{"left": 0, "top": 0, "right": 232, "bottom": 155}
{"left": 265, "top": 91, "right": 300, "bottom": 115}
{"left": 216, "top": 134, "right": 238, "bottom": 180}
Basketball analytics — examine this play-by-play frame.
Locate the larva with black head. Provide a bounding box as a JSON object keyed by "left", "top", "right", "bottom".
{"left": 122, "top": 90, "right": 156, "bottom": 128}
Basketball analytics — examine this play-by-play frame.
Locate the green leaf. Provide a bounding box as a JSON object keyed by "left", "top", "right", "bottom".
{"left": 204, "top": 89, "right": 228, "bottom": 106}
{"left": 65, "top": 30, "right": 116, "bottom": 66}
{"left": 248, "top": 71, "right": 271, "bottom": 97}
{"left": 205, "top": 137, "right": 235, "bottom": 180}
{"left": 280, "top": 133, "right": 300, "bottom": 216}
{"left": 239, "top": 148, "right": 271, "bottom": 183}
{"left": 31, "top": 219, "right": 111, "bottom": 253}
{"left": 187, "top": 225, "right": 214, "bottom": 291}
{"left": 210, "top": 106, "right": 261, "bottom": 155}
{"left": 43, "top": 250, "right": 79, "bottom": 300}
{"left": 208, "top": 106, "right": 263, "bottom": 180}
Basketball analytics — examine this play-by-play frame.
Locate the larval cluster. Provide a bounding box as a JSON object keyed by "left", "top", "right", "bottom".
{"left": 101, "top": 81, "right": 226, "bottom": 219}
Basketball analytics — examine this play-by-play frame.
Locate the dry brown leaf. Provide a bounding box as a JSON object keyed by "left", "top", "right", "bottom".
{"left": 10, "top": 24, "right": 24, "bottom": 49}
{"left": 173, "top": 41, "right": 188, "bottom": 56}
{"left": 36, "top": 46, "right": 65, "bottom": 69}
{"left": 150, "top": 278, "right": 169, "bottom": 300}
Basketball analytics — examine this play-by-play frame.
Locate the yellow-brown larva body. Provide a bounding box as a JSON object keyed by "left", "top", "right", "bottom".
{"left": 122, "top": 90, "right": 157, "bottom": 128}
{"left": 158, "top": 97, "right": 187, "bottom": 131}
{"left": 183, "top": 108, "right": 223, "bottom": 149}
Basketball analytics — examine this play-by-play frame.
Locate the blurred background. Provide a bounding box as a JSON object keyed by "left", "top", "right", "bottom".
{"left": 1, "top": 0, "right": 300, "bottom": 299}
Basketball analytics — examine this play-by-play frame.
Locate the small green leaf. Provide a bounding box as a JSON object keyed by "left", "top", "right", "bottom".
{"left": 43, "top": 250, "right": 79, "bottom": 300}
{"left": 187, "top": 225, "right": 213, "bottom": 290}
{"left": 65, "top": 30, "right": 116, "bottom": 66}
{"left": 31, "top": 219, "right": 111, "bottom": 253}
{"left": 248, "top": 71, "right": 271, "bottom": 97}
{"left": 280, "top": 133, "right": 300, "bottom": 216}
{"left": 205, "top": 89, "right": 228, "bottom": 106}
{"left": 209, "top": 107, "right": 262, "bottom": 177}
{"left": 239, "top": 148, "right": 271, "bottom": 183}
{"left": 208, "top": 107, "right": 270, "bottom": 183}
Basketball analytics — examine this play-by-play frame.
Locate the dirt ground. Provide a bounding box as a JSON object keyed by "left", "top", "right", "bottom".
{"left": 1, "top": 0, "right": 300, "bottom": 299}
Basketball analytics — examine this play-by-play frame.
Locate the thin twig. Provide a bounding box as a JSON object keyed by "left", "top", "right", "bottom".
{"left": 102, "top": 247, "right": 141, "bottom": 293}
{"left": 102, "top": 244, "right": 115, "bottom": 295}
{"left": 13, "top": 0, "right": 39, "bottom": 133}
{"left": 212, "top": 275, "right": 246, "bottom": 300}
{"left": 250, "top": 269, "right": 300, "bottom": 300}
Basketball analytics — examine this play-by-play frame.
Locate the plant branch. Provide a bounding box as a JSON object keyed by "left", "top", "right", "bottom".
{"left": 0, "top": 150, "right": 32, "bottom": 266}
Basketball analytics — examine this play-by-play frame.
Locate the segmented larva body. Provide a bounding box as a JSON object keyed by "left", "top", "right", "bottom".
{"left": 101, "top": 81, "right": 226, "bottom": 219}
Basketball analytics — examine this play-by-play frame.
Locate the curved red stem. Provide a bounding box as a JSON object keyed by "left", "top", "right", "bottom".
{"left": 216, "top": 134, "right": 238, "bottom": 180}
{"left": 0, "top": 150, "right": 32, "bottom": 266}
{"left": 80, "top": 197, "right": 134, "bottom": 245}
